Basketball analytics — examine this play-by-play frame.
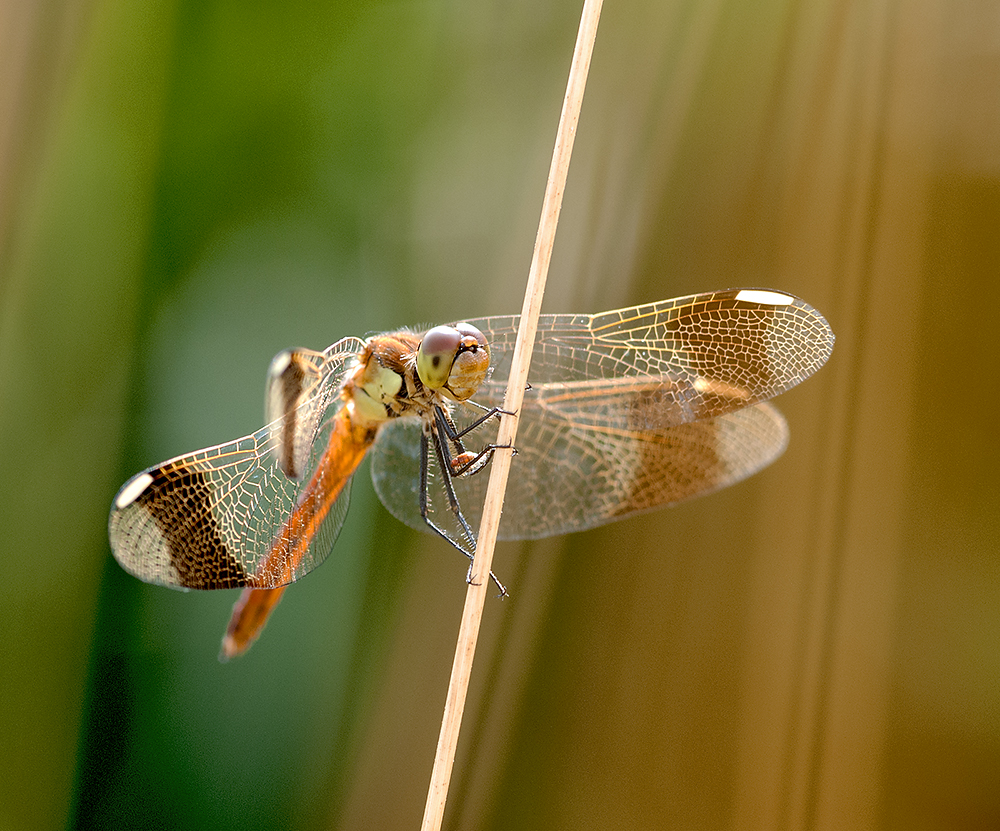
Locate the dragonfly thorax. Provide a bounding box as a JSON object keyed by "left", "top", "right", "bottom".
{"left": 344, "top": 331, "right": 422, "bottom": 424}
{"left": 352, "top": 358, "right": 405, "bottom": 422}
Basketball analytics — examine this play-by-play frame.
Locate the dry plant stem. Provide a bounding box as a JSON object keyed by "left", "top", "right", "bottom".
{"left": 419, "top": 0, "right": 605, "bottom": 829}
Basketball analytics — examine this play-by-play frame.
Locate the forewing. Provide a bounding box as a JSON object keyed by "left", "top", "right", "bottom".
{"left": 264, "top": 347, "right": 329, "bottom": 479}
{"left": 464, "top": 288, "right": 834, "bottom": 423}
{"left": 109, "top": 337, "right": 366, "bottom": 590}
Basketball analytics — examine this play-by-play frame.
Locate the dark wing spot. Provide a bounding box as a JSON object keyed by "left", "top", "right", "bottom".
{"left": 278, "top": 357, "right": 308, "bottom": 478}
{"left": 138, "top": 463, "right": 249, "bottom": 589}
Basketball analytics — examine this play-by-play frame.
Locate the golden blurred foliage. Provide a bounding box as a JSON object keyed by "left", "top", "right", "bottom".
{"left": 1, "top": 0, "right": 997, "bottom": 829}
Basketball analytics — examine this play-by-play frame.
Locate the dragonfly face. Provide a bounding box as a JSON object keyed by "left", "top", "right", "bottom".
{"left": 109, "top": 288, "right": 834, "bottom": 658}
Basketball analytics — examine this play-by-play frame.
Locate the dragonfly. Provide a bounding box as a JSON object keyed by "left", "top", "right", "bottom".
{"left": 109, "top": 288, "right": 834, "bottom": 659}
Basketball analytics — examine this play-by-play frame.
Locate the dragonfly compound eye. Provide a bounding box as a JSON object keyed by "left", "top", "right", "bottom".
{"left": 443, "top": 323, "right": 490, "bottom": 401}
{"left": 417, "top": 325, "right": 463, "bottom": 390}
{"left": 417, "top": 324, "right": 490, "bottom": 401}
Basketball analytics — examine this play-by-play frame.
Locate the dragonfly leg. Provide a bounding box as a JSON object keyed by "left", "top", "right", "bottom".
{"left": 449, "top": 442, "right": 518, "bottom": 477}
{"left": 465, "top": 560, "right": 507, "bottom": 598}
{"left": 456, "top": 399, "right": 516, "bottom": 435}
{"left": 419, "top": 427, "right": 508, "bottom": 597}
{"left": 447, "top": 404, "right": 509, "bottom": 440}
{"left": 434, "top": 406, "right": 515, "bottom": 477}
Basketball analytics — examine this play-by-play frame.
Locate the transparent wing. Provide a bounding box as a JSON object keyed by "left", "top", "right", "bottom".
{"left": 109, "top": 337, "right": 366, "bottom": 590}
{"left": 371, "top": 401, "right": 788, "bottom": 540}
{"left": 370, "top": 288, "right": 832, "bottom": 539}
{"left": 466, "top": 287, "right": 834, "bottom": 424}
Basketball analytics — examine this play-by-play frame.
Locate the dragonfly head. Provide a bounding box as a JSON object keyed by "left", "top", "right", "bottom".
{"left": 417, "top": 323, "right": 490, "bottom": 402}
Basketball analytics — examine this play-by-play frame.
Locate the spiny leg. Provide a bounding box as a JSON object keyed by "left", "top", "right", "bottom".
{"left": 419, "top": 425, "right": 476, "bottom": 549}
{"left": 448, "top": 401, "right": 512, "bottom": 439}
{"left": 434, "top": 406, "right": 515, "bottom": 477}
{"left": 418, "top": 424, "right": 507, "bottom": 597}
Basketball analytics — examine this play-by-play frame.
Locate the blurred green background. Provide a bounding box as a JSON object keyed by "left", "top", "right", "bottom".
{"left": 2, "top": 0, "right": 998, "bottom": 829}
